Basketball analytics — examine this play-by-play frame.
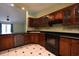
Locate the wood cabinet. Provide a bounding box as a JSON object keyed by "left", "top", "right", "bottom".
{"left": 0, "top": 33, "right": 45, "bottom": 51}
{"left": 29, "top": 4, "right": 79, "bottom": 26}
{"left": 24, "top": 34, "right": 30, "bottom": 44}
{"left": 0, "top": 35, "right": 14, "bottom": 51}
{"left": 63, "top": 4, "right": 79, "bottom": 25}
{"left": 73, "top": 4, "right": 79, "bottom": 24}
{"left": 29, "top": 33, "right": 39, "bottom": 43}
{"left": 59, "top": 36, "right": 79, "bottom": 56}
{"left": 63, "top": 8, "right": 72, "bottom": 25}
{"left": 29, "top": 33, "right": 45, "bottom": 46}
{"left": 28, "top": 18, "right": 38, "bottom": 27}
{"left": 38, "top": 33, "right": 45, "bottom": 46}
{"left": 59, "top": 37, "right": 71, "bottom": 56}
{"left": 24, "top": 33, "right": 45, "bottom": 46}
{"left": 28, "top": 17, "right": 49, "bottom": 27}
{"left": 71, "top": 39, "right": 79, "bottom": 56}
{"left": 54, "top": 11, "right": 64, "bottom": 20}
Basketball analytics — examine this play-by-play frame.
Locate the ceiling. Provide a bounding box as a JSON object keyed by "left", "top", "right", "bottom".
{"left": 0, "top": 3, "right": 26, "bottom": 23}
{"left": 0, "top": 3, "right": 74, "bottom": 23}
{"left": 15, "top": 3, "right": 56, "bottom": 12}
{"left": 15, "top": 3, "right": 73, "bottom": 17}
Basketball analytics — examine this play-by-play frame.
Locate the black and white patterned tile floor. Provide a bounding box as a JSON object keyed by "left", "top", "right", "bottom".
{"left": 0, "top": 44, "right": 55, "bottom": 56}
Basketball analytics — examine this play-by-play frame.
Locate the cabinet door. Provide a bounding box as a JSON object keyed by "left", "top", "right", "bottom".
{"left": 0, "top": 35, "right": 14, "bottom": 51}
{"left": 24, "top": 34, "right": 30, "bottom": 44}
{"left": 63, "top": 8, "right": 72, "bottom": 25}
{"left": 30, "top": 33, "right": 39, "bottom": 43}
{"left": 59, "top": 37, "right": 71, "bottom": 56}
{"left": 39, "top": 33, "right": 45, "bottom": 46}
{"left": 71, "top": 39, "right": 79, "bottom": 56}
{"left": 74, "top": 4, "right": 79, "bottom": 24}
{"left": 55, "top": 11, "right": 63, "bottom": 20}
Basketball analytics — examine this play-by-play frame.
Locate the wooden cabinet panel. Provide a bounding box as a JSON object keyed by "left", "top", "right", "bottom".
{"left": 55, "top": 11, "right": 63, "bottom": 20}
{"left": 0, "top": 35, "right": 14, "bottom": 51}
{"left": 63, "top": 7, "right": 72, "bottom": 25}
{"left": 24, "top": 34, "right": 30, "bottom": 44}
{"left": 63, "top": 4, "right": 79, "bottom": 25}
{"left": 59, "top": 37, "right": 71, "bottom": 56}
{"left": 28, "top": 17, "right": 49, "bottom": 27}
{"left": 60, "top": 36, "right": 79, "bottom": 56}
{"left": 39, "top": 33, "right": 45, "bottom": 46}
{"left": 24, "top": 33, "right": 45, "bottom": 46}
{"left": 30, "top": 33, "right": 40, "bottom": 43}
{"left": 71, "top": 40, "right": 79, "bottom": 56}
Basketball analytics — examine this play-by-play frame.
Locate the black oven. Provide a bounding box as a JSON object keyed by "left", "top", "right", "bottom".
{"left": 45, "top": 32, "right": 59, "bottom": 55}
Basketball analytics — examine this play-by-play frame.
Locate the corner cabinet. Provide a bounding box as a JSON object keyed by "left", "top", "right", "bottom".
{"left": 59, "top": 36, "right": 79, "bottom": 56}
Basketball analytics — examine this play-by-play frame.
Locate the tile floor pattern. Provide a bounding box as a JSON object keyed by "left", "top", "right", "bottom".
{"left": 0, "top": 44, "right": 55, "bottom": 56}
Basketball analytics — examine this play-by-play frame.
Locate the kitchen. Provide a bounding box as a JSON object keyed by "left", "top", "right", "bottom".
{"left": 0, "top": 3, "right": 79, "bottom": 56}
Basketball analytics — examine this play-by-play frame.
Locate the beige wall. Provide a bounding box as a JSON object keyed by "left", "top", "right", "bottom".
{"left": 13, "top": 23, "right": 25, "bottom": 33}
{"left": 28, "top": 24, "right": 79, "bottom": 33}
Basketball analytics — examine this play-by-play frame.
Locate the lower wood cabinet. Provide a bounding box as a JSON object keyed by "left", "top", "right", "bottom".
{"left": 71, "top": 39, "right": 79, "bottom": 56}
{"left": 29, "top": 33, "right": 39, "bottom": 43}
{"left": 59, "top": 37, "right": 79, "bottom": 56}
{"left": 59, "top": 37, "right": 71, "bottom": 56}
{"left": 0, "top": 33, "right": 45, "bottom": 51}
{"left": 24, "top": 34, "right": 30, "bottom": 44}
{"left": 38, "top": 33, "right": 45, "bottom": 46}
{"left": 0, "top": 35, "right": 14, "bottom": 51}
{"left": 24, "top": 33, "right": 45, "bottom": 46}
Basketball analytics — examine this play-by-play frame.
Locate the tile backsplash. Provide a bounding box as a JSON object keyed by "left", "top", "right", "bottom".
{"left": 28, "top": 24, "right": 79, "bottom": 33}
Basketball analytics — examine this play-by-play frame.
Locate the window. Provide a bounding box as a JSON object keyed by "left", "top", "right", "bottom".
{"left": 1, "top": 24, "right": 13, "bottom": 34}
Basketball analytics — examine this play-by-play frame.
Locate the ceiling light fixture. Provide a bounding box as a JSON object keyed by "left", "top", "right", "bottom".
{"left": 10, "top": 4, "right": 14, "bottom": 7}
{"left": 6, "top": 16, "right": 9, "bottom": 21}
{"left": 22, "top": 7, "right": 25, "bottom": 10}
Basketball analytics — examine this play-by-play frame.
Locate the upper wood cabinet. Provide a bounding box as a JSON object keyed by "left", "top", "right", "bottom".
{"left": 63, "top": 4, "right": 79, "bottom": 25}
{"left": 28, "top": 17, "right": 38, "bottom": 27}
{"left": 29, "top": 4, "right": 79, "bottom": 26}
{"left": 63, "top": 7, "right": 72, "bottom": 25}
{"left": 28, "top": 17, "right": 49, "bottom": 27}
{"left": 73, "top": 4, "right": 79, "bottom": 24}
{"left": 54, "top": 11, "right": 64, "bottom": 20}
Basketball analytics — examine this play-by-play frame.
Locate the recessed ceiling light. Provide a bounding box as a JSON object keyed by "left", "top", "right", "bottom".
{"left": 10, "top": 4, "right": 14, "bottom": 7}
{"left": 22, "top": 7, "right": 25, "bottom": 10}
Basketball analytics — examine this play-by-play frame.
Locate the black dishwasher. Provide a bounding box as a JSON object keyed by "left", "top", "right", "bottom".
{"left": 45, "top": 32, "right": 60, "bottom": 55}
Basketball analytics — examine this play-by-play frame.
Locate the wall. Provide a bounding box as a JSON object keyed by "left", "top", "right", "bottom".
{"left": 0, "top": 4, "right": 26, "bottom": 33}
{"left": 13, "top": 23, "right": 25, "bottom": 33}
{"left": 28, "top": 24, "right": 79, "bottom": 33}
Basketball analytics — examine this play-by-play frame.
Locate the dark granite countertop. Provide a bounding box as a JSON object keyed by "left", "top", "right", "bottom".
{"left": 0, "top": 31, "right": 79, "bottom": 39}
{"left": 40, "top": 31, "right": 79, "bottom": 39}
{"left": 0, "top": 32, "right": 26, "bottom": 35}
